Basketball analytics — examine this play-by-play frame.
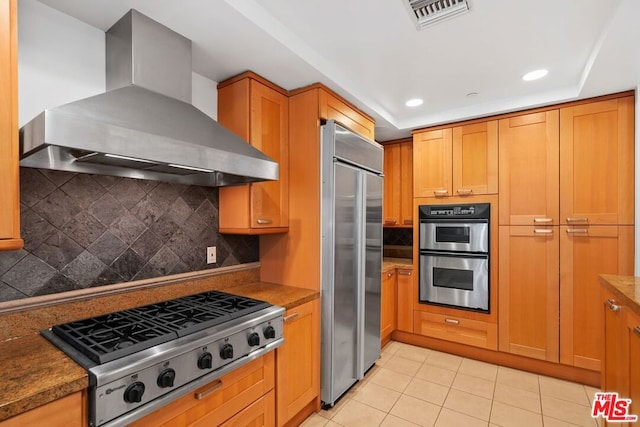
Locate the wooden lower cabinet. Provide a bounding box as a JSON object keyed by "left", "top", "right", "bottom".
{"left": 129, "top": 352, "right": 274, "bottom": 427}
{"left": 628, "top": 309, "right": 640, "bottom": 423}
{"left": 602, "top": 290, "right": 628, "bottom": 397}
{"left": 0, "top": 392, "right": 84, "bottom": 427}
{"left": 413, "top": 311, "right": 497, "bottom": 350}
{"left": 560, "top": 226, "right": 634, "bottom": 371}
{"left": 221, "top": 390, "right": 275, "bottom": 427}
{"left": 381, "top": 270, "right": 397, "bottom": 345}
{"left": 498, "top": 226, "right": 559, "bottom": 362}
{"left": 276, "top": 300, "right": 320, "bottom": 427}
{"left": 396, "top": 268, "right": 414, "bottom": 333}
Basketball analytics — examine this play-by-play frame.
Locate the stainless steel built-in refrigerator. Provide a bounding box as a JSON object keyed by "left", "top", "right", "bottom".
{"left": 320, "top": 120, "right": 383, "bottom": 407}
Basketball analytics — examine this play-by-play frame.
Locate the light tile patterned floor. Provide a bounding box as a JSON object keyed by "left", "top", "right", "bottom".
{"left": 302, "top": 341, "right": 603, "bottom": 427}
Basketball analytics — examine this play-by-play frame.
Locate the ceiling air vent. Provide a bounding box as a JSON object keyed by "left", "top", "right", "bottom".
{"left": 405, "top": 0, "right": 470, "bottom": 30}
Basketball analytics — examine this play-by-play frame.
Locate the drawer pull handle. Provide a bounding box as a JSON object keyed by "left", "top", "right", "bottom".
{"left": 457, "top": 189, "right": 473, "bottom": 196}
{"left": 566, "top": 228, "right": 588, "bottom": 234}
{"left": 433, "top": 189, "right": 449, "bottom": 197}
{"left": 387, "top": 272, "right": 394, "bottom": 278}
{"left": 403, "top": 219, "right": 413, "bottom": 225}
{"left": 398, "top": 270, "right": 412, "bottom": 276}
{"left": 195, "top": 380, "right": 223, "bottom": 400}
{"left": 444, "top": 318, "right": 460, "bottom": 325}
{"left": 534, "top": 229, "right": 553, "bottom": 234}
{"left": 606, "top": 299, "right": 621, "bottom": 312}
{"left": 256, "top": 218, "right": 273, "bottom": 225}
{"left": 384, "top": 219, "right": 398, "bottom": 225}
{"left": 566, "top": 217, "right": 588, "bottom": 223}
{"left": 284, "top": 313, "right": 299, "bottom": 323}
{"left": 634, "top": 326, "right": 640, "bottom": 337}
{"left": 534, "top": 218, "right": 553, "bottom": 223}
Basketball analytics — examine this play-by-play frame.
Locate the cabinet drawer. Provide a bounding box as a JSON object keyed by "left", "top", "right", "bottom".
{"left": 413, "top": 311, "right": 497, "bottom": 350}
{"left": 129, "top": 352, "right": 275, "bottom": 427}
{"left": 220, "top": 390, "right": 275, "bottom": 427}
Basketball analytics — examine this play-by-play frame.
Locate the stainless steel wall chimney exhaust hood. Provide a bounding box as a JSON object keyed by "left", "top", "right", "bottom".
{"left": 19, "top": 9, "right": 278, "bottom": 187}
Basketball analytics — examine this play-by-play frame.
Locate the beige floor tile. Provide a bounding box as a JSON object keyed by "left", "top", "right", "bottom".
{"left": 325, "top": 422, "right": 344, "bottom": 427}
{"left": 493, "top": 383, "right": 541, "bottom": 414}
{"left": 332, "top": 399, "right": 387, "bottom": 427}
{"left": 425, "top": 350, "right": 463, "bottom": 372}
{"left": 389, "top": 394, "right": 442, "bottom": 427}
{"left": 496, "top": 366, "right": 539, "bottom": 393}
{"left": 394, "top": 343, "right": 431, "bottom": 363}
{"left": 451, "top": 373, "right": 496, "bottom": 399}
{"left": 490, "top": 401, "right": 543, "bottom": 427}
{"left": 383, "top": 341, "right": 402, "bottom": 355}
{"left": 539, "top": 375, "right": 592, "bottom": 406}
{"left": 352, "top": 381, "right": 402, "bottom": 412}
{"left": 443, "top": 389, "right": 492, "bottom": 421}
{"left": 415, "top": 363, "right": 456, "bottom": 387}
{"left": 319, "top": 396, "right": 351, "bottom": 420}
{"left": 543, "top": 416, "right": 584, "bottom": 427}
{"left": 384, "top": 355, "right": 422, "bottom": 377}
{"left": 301, "top": 413, "right": 330, "bottom": 427}
{"left": 435, "top": 408, "right": 488, "bottom": 427}
{"left": 583, "top": 386, "right": 600, "bottom": 406}
{"left": 458, "top": 358, "right": 498, "bottom": 382}
{"left": 369, "top": 367, "right": 412, "bottom": 392}
{"left": 541, "top": 395, "right": 598, "bottom": 427}
{"left": 404, "top": 377, "right": 450, "bottom": 406}
{"left": 380, "top": 414, "right": 421, "bottom": 427}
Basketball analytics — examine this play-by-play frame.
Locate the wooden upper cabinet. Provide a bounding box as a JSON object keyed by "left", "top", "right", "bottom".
{"left": 413, "top": 121, "right": 497, "bottom": 198}
{"left": 499, "top": 111, "right": 560, "bottom": 225}
{"left": 498, "top": 226, "right": 559, "bottom": 362}
{"left": 218, "top": 74, "right": 289, "bottom": 234}
{"left": 383, "top": 140, "right": 413, "bottom": 227}
{"left": 318, "top": 89, "right": 375, "bottom": 140}
{"left": 560, "top": 97, "right": 634, "bottom": 225}
{"left": 0, "top": 0, "right": 22, "bottom": 251}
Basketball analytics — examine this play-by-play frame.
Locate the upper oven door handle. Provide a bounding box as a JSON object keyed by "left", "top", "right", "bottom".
{"left": 419, "top": 250, "right": 489, "bottom": 259}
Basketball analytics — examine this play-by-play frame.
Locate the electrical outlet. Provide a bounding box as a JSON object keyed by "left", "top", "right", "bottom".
{"left": 206, "top": 246, "right": 216, "bottom": 264}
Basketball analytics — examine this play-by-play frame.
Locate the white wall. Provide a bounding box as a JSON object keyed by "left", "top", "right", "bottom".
{"left": 18, "top": 0, "right": 218, "bottom": 127}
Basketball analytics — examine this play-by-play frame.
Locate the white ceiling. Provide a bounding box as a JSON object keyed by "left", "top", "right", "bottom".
{"left": 35, "top": 0, "right": 640, "bottom": 141}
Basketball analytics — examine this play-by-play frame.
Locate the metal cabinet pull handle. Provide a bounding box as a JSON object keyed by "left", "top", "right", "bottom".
{"left": 534, "top": 229, "right": 553, "bottom": 234}
{"left": 195, "top": 380, "right": 223, "bottom": 400}
{"left": 534, "top": 218, "right": 553, "bottom": 223}
{"left": 634, "top": 326, "right": 640, "bottom": 337}
{"left": 387, "top": 272, "right": 394, "bottom": 278}
{"left": 457, "top": 189, "right": 473, "bottom": 196}
{"left": 566, "top": 217, "right": 588, "bottom": 223}
{"left": 384, "top": 219, "right": 398, "bottom": 225}
{"left": 403, "top": 219, "right": 413, "bottom": 225}
{"left": 433, "top": 189, "right": 449, "bottom": 196}
{"left": 566, "top": 229, "right": 588, "bottom": 234}
{"left": 398, "top": 270, "right": 412, "bottom": 276}
{"left": 256, "top": 218, "right": 273, "bottom": 225}
{"left": 606, "top": 299, "right": 621, "bottom": 312}
{"left": 444, "top": 318, "right": 460, "bottom": 325}
{"left": 284, "top": 313, "right": 299, "bottom": 323}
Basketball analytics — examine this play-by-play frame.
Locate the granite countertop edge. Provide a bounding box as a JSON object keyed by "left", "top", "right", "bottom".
{"left": 382, "top": 257, "right": 413, "bottom": 273}
{"left": 599, "top": 274, "right": 640, "bottom": 316}
{"left": 0, "top": 281, "right": 318, "bottom": 422}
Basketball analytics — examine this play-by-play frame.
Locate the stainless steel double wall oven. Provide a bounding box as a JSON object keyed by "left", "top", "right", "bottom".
{"left": 418, "top": 203, "right": 491, "bottom": 313}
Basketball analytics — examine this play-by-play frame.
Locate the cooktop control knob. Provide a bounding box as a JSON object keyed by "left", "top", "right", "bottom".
{"left": 157, "top": 368, "right": 176, "bottom": 388}
{"left": 263, "top": 325, "right": 276, "bottom": 339}
{"left": 248, "top": 332, "right": 260, "bottom": 347}
{"left": 124, "top": 382, "right": 145, "bottom": 403}
{"left": 220, "top": 343, "right": 234, "bottom": 360}
{"left": 198, "top": 352, "right": 213, "bottom": 370}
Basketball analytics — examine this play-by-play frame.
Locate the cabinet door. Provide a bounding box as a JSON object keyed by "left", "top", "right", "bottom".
{"left": 560, "top": 97, "right": 634, "bottom": 225}
{"left": 0, "top": 0, "right": 21, "bottom": 250}
{"left": 452, "top": 121, "right": 498, "bottom": 196}
{"left": 559, "top": 225, "right": 634, "bottom": 371}
{"left": 396, "top": 268, "right": 414, "bottom": 333}
{"left": 413, "top": 128, "right": 452, "bottom": 198}
{"left": 499, "top": 226, "right": 559, "bottom": 362}
{"left": 499, "top": 111, "right": 559, "bottom": 225}
{"left": 399, "top": 142, "right": 413, "bottom": 226}
{"left": 276, "top": 300, "right": 319, "bottom": 427}
{"left": 628, "top": 309, "right": 640, "bottom": 422}
{"left": 0, "top": 392, "right": 84, "bottom": 427}
{"left": 383, "top": 143, "right": 401, "bottom": 226}
{"left": 601, "top": 290, "right": 628, "bottom": 396}
{"left": 381, "top": 270, "right": 397, "bottom": 344}
{"left": 249, "top": 81, "right": 289, "bottom": 229}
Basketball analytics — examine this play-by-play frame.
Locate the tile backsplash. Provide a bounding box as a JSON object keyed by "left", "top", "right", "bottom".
{"left": 383, "top": 227, "right": 413, "bottom": 247}
{"left": 0, "top": 169, "right": 258, "bottom": 302}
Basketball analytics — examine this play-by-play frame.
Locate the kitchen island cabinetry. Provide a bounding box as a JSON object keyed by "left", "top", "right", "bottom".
{"left": 129, "top": 352, "right": 275, "bottom": 427}
{"left": 0, "top": 391, "right": 84, "bottom": 427}
{"left": 381, "top": 269, "right": 397, "bottom": 346}
{"left": 0, "top": 0, "right": 22, "bottom": 251}
{"left": 383, "top": 139, "right": 413, "bottom": 227}
{"left": 276, "top": 300, "right": 319, "bottom": 427}
{"left": 218, "top": 72, "right": 289, "bottom": 234}
{"left": 413, "top": 121, "right": 497, "bottom": 198}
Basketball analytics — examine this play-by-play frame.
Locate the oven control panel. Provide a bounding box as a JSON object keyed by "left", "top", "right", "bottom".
{"left": 419, "top": 202, "right": 490, "bottom": 220}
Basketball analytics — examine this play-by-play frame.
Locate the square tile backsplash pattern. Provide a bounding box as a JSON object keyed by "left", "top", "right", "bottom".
{"left": 383, "top": 228, "right": 413, "bottom": 246}
{"left": 0, "top": 169, "right": 258, "bottom": 302}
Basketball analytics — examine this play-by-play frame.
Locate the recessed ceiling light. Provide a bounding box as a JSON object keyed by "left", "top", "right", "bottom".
{"left": 406, "top": 98, "right": 424, "bottom": 107}
{"left": 522, "top": 69, "right": 548, "bottom": 81}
